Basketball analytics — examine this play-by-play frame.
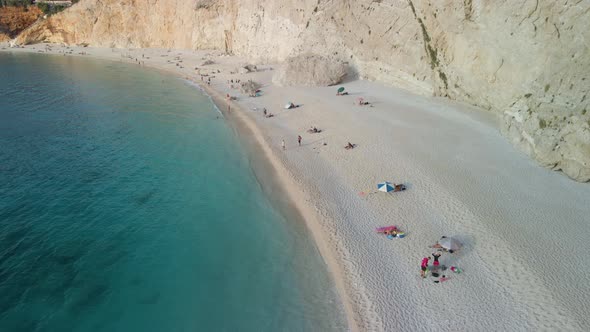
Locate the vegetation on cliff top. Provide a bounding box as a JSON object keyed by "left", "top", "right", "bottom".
{"left": 0, "top": 5, "right": 42, "bottom": 38}
{"left": 0, "top": 0, "right": 77, "bottom": 40}
{"left": 0, "top": 0, "right": 78, "bottom": 15}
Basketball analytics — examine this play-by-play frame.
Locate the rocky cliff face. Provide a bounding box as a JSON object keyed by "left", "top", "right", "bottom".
{"left": 14, "top": 0, "right": 590, "bottom": 181}
{"left": 0, "top": 6, "right": 43, "bottom": 42}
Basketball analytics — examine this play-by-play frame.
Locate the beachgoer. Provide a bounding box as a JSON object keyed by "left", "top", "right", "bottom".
{"left": 345, "top": 142, "right": 354, "bottom": 149}
{"left": 432, "top": 252, "right": 441, "bottom": 266}
{"left": 430, "top": 242, "right": 443, "bottom": 249}
{"left": 420, "top": 257, "right": 430, "bottom": 278}
{"left": 263, "top": 108, "right": 267, "bottom": 116}
{"left": 438, "top": 275, "right": 450, "bottom": 283}
{"left": 298, "top": 135, "right": 302, "bottom": 146}
{"left": 282, "top": 140, "right": 286, "bottom": 150}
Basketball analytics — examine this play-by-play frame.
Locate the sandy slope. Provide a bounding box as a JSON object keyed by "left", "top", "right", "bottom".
{"left": 2, "top": 43, "right": 590, "bottom": 331}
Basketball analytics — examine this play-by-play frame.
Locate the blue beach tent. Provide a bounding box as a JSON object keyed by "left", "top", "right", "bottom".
{"left": 377, "top": 182, "right": 395, "bottom": 192}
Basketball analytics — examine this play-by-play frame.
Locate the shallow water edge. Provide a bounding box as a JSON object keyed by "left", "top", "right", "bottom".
{"left": 197, "top": 82, "right": 358, "bottom": 331}
{"left": 0, "top": 49, "right": 352, "bottom": 330}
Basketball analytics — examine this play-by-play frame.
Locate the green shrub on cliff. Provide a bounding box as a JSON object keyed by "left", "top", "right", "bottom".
{"left": 36, "top": 3, "right": 68, "bottom": 16}
{"left": 0, "top": 0, "right": 34, "bottom": 7}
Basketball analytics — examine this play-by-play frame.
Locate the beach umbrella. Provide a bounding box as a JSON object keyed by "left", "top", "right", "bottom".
{"left": 439, "top": 237, "right": 462, "bottom": 251}
{"left": 337, "top": 87, "right": 345, "bottom": 93}
{"left": 284, "top": 102, "right": 293, "bottom": 109}
{"left": 377, "top": 181, "right": 395, "bottom": 192}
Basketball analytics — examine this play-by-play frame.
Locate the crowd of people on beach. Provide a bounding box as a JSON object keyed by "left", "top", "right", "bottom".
{"left": 238, "top": 77, "right": 465, "bottom": 284}
{"left": 217, "top": 83, "right": 365, "bottom": 152}
{"left": 420, "top": 236, "right": 462, "bottom": 283}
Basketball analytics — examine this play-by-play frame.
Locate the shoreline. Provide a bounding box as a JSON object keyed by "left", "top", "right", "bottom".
{"left": 199, "top": 80, "right": 360, "bottom": 331}
{"left": 3, "top": 43, "right": 590, "bottom": 331}
{"left": 0, "top": 44, "right": 362, "bottom": 330}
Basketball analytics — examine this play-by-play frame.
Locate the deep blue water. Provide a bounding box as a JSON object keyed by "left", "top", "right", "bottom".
{"left": 0, "top": 53, "right": 344, "bottom": 331}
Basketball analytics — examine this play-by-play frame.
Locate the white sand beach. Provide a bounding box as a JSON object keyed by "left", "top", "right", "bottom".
{"left": 3, "top": 43, "right": 590, "bottom": 331}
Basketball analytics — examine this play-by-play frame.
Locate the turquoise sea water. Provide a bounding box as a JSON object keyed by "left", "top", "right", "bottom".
{"left": 0, "top": 53, "right": 344, "bottom": 331}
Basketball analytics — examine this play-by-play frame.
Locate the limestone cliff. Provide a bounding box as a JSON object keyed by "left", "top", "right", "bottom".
{"left": 0, "top": 6, "right": 43, "bottom": 42}
{"left": 14, "top": 0, "right": 590, "bottom": 181}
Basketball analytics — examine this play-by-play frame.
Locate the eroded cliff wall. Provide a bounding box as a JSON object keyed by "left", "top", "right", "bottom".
{"left": 14, "top": 0, "right": 590, "bottom": 181}
{"left": 0, "top": 6, "right": 43, "bottom": 42}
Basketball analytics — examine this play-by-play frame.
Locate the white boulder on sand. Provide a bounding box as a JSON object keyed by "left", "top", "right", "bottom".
{"left": 273, "top": 53, "right": 347, "bottom": 87}
{"left": 239, "top": 80, "right": 261, "bottom": 97}
{"left": 238, "top": 64, "right": 258, "bottom": 74}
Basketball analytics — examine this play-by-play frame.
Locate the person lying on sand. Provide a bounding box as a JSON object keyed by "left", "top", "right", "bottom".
{"left": 265, "top": 113, "right": 274, "bottom": 118}
{"left": 384, "top": 229, "right": 401, "bottom": 238}
{"left": 337, "top": 91, "right": 349, "bottom": 96}
{"left": 433, "top": 275, "right": 450, "bottom": 284}
{"left": 287, "top": 102, "right": 300, "bottom": 109}
{"left": 430, "top": 242, "right": 443, "bottom": 249}
{"left": 393, "top": 184, "right": 406, "bottom": 192}
{"left": 429, "top": 238, "right": 455, "bottom": 253}
{"left": 345, "top": 142, "right": 355, "bottom": 150}
{"left": 307, "top": 127, "right": 322, "bottom": 134}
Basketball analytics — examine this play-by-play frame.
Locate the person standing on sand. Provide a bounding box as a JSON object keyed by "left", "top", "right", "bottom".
{"left": 298, "top": 135, "right": 302, "bottom": 146}
{"left": 282, "top": 140, "right": 286, "bottom": 150}
{"left": 421, "top": 257, "right": 430, "bottom": 278}
{"left": 432, "top": 252, "right": 441, "bottom": 267}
